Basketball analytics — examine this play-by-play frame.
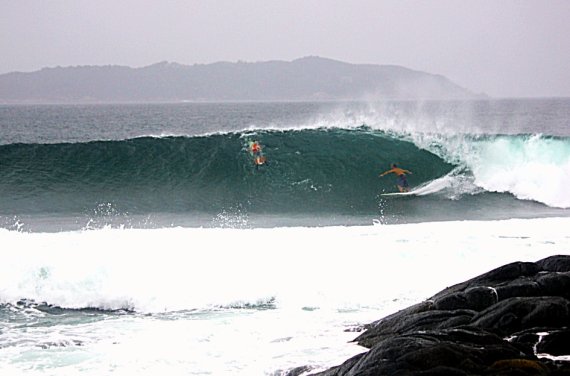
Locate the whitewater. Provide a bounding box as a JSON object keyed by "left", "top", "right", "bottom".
{"left": 0, "top": 99, "right": 569, "bottom": 375}
{"left": 1, "top": 219, "right": 570, "bottom": 375}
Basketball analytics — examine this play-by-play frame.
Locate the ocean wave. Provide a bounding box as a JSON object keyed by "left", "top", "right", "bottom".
{"left": 0, "top": 128, "right": 569, "bottom": 223}
{"left": 409, "top": 132, "right": 570, "bottom": 208}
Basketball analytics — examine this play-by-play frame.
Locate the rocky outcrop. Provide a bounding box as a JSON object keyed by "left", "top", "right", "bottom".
{"left": 302, "top": 255, "right": 570, "bottom": 375}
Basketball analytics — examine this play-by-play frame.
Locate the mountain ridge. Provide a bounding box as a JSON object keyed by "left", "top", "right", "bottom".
{"left": 0, "top": 56, "right": 484, "bottom": 103}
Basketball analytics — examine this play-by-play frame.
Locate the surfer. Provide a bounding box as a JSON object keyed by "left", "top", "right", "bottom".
{"left": 250, "top": 141, "right": 262, "bottom": 156}
{"left": 249, "top": 140, "right": 266, "bottom": 169}
{"left": 379, "top": 164, "right": 412, "bottom": 192}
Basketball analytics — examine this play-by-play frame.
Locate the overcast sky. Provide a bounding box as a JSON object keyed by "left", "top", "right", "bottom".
{"left": 2, "top": 0, "right": 569, "bottom": 98}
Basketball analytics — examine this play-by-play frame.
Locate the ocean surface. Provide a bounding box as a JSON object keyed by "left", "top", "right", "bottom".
{"left": 1, "top": 99, "right": 569, "bottom": 375}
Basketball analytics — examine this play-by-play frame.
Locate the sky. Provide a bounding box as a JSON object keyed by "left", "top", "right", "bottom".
{"left": 1, "top": 0, "right": 569, "bottom": 98}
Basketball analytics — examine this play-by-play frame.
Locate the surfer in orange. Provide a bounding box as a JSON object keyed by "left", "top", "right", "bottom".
{"left": 249, "top": 140, "right": 266, "bottom": 169}
{"left": 250, "top": 141, "right": 261, "bottom": 155}
{"left": 379, "top": 164, "right": 412, "bottom": 192}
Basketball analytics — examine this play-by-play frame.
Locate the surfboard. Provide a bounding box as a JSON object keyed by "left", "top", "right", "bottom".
{"left": 254, "top": 155, "right": 267, "bottom": 165}
{"left": 380, "top": 191, "right": 414, "bottom": 197}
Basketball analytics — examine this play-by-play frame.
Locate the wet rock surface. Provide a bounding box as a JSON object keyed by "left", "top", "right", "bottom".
{"left": 294, "top": 255, "right": 570, "bottom": 375}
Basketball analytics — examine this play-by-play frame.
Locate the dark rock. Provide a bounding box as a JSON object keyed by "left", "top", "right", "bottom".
{"left": 309, "top": 353, "right": 365, "bottom": 376}
{"left": 536, "top": 255, "right": 570, "bottom": 273}
{"left": 354, "top": 300, "right": 434, "bottom": 348}
{"left": 315, "top": 328, "right": 532, "bottom": 376}
{"left": 432, "top": 261, "right": 540, "bottom": 300}
{"left": 434, "top": 286, "right": 498, "bottom": 311}
{"left": 472, "top": 262, "right": 541, "bottom": 285}
{"left": 413, "top": 366, "right": 471, "bottom": 375}
{"left": 495, "top": 280, "right": 542, "bottom": 301}
{"left": 536, "top": 272, "right": 570, "bottom": 299}
{"left": 488, "top": 358, "right": 550, "bottom": 375}
{"left": 471, "top": 296, "right": 570, "bottom": 337}
{"left": 536, "top": 329, "right": 570, "bottom": 357}
{"left": 277, "top": 365, "right": 315, "bottom": 376}
{"left": 359, "top": 300, "right": 434, "bottom": 332}
{"left": 354, "top": 309, "right": 476, "bottom": 348}
{"left": 509, "top": 331, "right": 542, "bottom": 355}
{"left": 301, "top": 256, "right": 570, "bottom": 376}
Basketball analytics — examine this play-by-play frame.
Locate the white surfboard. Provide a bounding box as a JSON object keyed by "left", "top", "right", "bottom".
{"left": 380, "top": 191, "right": 414, "bottom": 197}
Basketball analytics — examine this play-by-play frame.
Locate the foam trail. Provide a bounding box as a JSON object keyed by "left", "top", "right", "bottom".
{"left": 405, "top": 167, "right": 481, "bottom": 198}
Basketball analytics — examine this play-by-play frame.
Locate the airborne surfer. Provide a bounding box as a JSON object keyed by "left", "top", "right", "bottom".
{"left": 379, "top": 163, "right": 412, "bottom": 192}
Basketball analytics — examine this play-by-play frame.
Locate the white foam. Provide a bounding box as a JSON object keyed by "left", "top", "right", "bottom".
{"left": 1, "top": 217, "right": 569, "bottom": 313}
{"left": 403, "top": 167, "right": 482, "bottom": 199}
{"left": 404, "top": 132, "right": 570, "bottom": 208}
{"left": 1, "top": 218, "right": 569, "bottom": 375}
{"left": 469, "top": 135, "right": 570, "bottom": 208}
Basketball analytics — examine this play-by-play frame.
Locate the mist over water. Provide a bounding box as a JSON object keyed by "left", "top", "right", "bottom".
{"left": 2, "top": 98, "right": 569, "bottom": 145}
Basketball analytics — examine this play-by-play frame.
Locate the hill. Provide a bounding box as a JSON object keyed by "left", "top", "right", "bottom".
{"left": 0, "top": 57, "right": 482, "bottom": 103}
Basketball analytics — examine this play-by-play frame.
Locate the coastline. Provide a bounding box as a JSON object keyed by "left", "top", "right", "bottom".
{"left": 290, "top": 255, "right": 570, "bottom": 375}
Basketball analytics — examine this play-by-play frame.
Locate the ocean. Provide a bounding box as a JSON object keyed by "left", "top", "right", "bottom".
{"left": 1, "top": 99, "right": 569, "bottom": 375}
